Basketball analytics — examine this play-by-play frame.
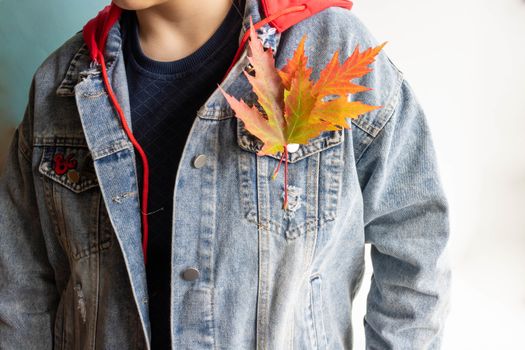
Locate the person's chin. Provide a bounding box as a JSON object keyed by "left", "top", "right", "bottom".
{"left": 111, "top": 0, "right": 164, "bottom": 11}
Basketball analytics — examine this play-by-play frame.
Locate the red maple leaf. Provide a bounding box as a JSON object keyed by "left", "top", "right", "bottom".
{"left": 219, "top": 16, "right": 386, "bottom": 209}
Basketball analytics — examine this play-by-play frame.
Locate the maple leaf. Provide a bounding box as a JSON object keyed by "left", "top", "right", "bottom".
{"left": 218, "top": 16, "right": 386, "bottom": 209}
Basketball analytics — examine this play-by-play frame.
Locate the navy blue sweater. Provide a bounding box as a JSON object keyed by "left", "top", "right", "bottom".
{"left": 120, "top": 3, "right": 243, "bottom": 348}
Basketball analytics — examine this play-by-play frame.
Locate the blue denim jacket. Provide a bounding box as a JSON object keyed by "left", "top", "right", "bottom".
{"left": 0, "top": 0, "right": 451, "bottom": 349}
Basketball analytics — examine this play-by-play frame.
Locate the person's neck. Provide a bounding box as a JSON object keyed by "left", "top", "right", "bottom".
{"left": 135, "top": 0, "right": 239, "bottom": 62}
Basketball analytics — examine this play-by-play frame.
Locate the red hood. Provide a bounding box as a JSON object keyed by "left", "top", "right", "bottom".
{"left": 262, "top": 0, "right": 353, "bottom": 32}
{"left": 81, "top": 0, "right": 353, "bottom": 266}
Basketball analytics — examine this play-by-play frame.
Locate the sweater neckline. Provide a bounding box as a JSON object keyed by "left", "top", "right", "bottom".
{"left": 122, "top": 3, "right": 242, "bottom": 76}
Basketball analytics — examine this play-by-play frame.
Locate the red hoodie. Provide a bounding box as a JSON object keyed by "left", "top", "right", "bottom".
{"left": 82, "top": 0, "right": 354, "bottom": 265}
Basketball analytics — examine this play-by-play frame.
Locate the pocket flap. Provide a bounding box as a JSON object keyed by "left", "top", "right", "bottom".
{"left": 236, "top": 118, "right": 344, "bottom": 163}
{"left": 38, "top": 142, "right": 99, "bottom": 193}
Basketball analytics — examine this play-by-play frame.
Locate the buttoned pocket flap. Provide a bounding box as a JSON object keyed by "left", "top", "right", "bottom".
{"left": 236, "top": 118, "right": 344, "bottom": 163}
{"left": 38, "top": 143, "right": 99, "bottom": 193}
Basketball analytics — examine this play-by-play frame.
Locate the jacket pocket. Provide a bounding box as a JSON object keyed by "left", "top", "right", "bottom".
{"left": 236, "top": 118, "right": 344, "bottom": 241}
{"left": 38, "top": 141, "right": 98, "bottom": 193}
{"left": 308, "top": 274, "right": 328, "bottom": 350}
{"left": 37, "top": 138, "right": 112, "bottom": 260}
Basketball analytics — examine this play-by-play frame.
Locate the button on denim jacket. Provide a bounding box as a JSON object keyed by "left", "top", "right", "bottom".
{"left": 0, "top": 0, "right": 451, "bottom": 349}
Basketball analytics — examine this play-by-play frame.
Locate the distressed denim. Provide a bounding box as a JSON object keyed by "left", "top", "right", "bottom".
{"left": 0, "top": 0, "right": 451, "bottom": 349}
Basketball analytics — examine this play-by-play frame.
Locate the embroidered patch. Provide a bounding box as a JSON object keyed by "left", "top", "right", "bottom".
{"left": 53, "top": 152, "right": 78, "bottom": 175}
{"left": 257, "top": 25, "right": 278, "bottom": 52}
{"left": 241, "top": 16, "right": 280, "bottom": 56}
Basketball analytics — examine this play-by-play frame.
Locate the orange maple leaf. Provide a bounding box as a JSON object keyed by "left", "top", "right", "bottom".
{"left": 218, "top": 16, "right": 386, "bottom": 209}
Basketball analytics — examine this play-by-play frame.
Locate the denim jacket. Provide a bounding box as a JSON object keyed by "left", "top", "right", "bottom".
{"left": 0, "top": 0, "right": 451, "bottom": 349}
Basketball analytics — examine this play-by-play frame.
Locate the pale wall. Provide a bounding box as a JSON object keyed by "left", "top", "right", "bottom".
{"left": 350, "top": 1, "right": 525, "bottom": 348}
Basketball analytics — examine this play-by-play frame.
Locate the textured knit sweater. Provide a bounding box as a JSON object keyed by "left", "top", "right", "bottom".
{"left": 120, "top": 3, "right": 243, "bottom": 348}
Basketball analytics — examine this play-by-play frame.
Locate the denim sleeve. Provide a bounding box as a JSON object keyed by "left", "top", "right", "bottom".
{"left": 0, "top": 76, "right": 59, "bottom": 348}
{"left": 355, "top": 77, "right": 451, "bottom": 349}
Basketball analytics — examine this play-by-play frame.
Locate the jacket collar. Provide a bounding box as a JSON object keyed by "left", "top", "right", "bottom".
{"left": 55, "top": 0, "right": 280, "bottom": 99}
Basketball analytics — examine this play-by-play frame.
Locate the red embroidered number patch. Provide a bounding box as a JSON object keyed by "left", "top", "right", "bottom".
{"left": 53, "top": 153, "right": 78, "bottom": 175}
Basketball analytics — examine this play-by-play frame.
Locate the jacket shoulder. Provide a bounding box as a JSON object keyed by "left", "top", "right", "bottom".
{"left": 27, "top": 30, "right": 88, "bottom": 143}
{"left": 33, "top": 30, "right": 86, "bottom": 92}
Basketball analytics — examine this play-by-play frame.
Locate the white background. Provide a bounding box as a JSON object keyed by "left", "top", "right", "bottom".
{"left": 350, "top": 0, "right": 525, "bottom": 348}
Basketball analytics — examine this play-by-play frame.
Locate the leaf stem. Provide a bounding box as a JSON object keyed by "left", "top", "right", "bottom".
{"left": 271, "top": 147, "right": 286, "bottom": 180}
{"left": 270, "top": 146, "right": 289, "bottom": 210}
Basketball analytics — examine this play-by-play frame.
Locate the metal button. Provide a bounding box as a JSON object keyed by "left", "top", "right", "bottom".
{"left": 244, "top": 62, "right": 255, "bottom": 76}
{"left": 182, "top": 267, "right": 200, "bottom": 281}
{"left": 286, "top": 143, "right": 300, "bottom": 153}
{"left": 67, "top": 169, "right": 80, "bottom": 183}
{"left": 192, "top": 154, "right": 207, "bottom": 168}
